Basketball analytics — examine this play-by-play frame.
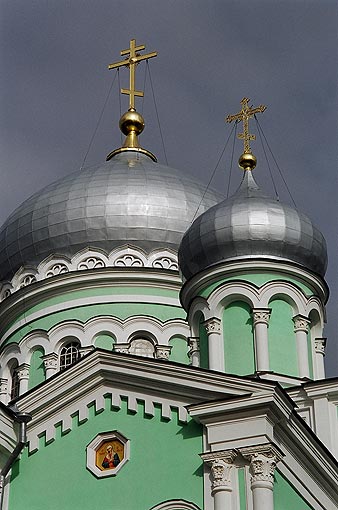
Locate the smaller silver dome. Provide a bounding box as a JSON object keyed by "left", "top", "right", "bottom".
{"left": 178, "top": 170, "right": 328, "bottom": 279}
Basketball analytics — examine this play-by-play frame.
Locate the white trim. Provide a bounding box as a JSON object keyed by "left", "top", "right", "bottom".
{"left": 150, "top": 500, "right": 201, "bottom": 510}
{"left": 0, "top": 246, "right": 180, "bottom": 300}
{"left": 0, "top": 293, "right": 182, "bottom": 345}
{"left": 180, "top": 259, "right": 328, "bottom": 310}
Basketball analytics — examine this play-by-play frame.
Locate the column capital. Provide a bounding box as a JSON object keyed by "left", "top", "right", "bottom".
{"left": 314, "top": 337, "right": 327, "bottom": 355}
{"left": 252, "top": 308, "right": 272, "bottom": 326}
{"left": 16, "top": 363, "right": 30, "bottom": 380}
{"left": 239, "top": 444, "right": 283, "bottom": 486}
{"left": 293, "top": 314, "right": 311, "bottom": 333}
{"left": 201, "top": 450, "right": 237, "bottom": 493}
{"left": 42, "top": 352, "right": 58, "bottom": 370}
{"left": 187, "top": 337, "right": 200, "bottom": 354}
{"left": 156, "top": 345, "right": 171, "bottom": 360}
{"left": 203, "top": 317, "right": 221, "bottom": 335}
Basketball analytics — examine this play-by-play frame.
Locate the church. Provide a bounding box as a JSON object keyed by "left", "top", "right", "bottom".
{"left": 0, "top": 39, "right": 337, "bottom": 510}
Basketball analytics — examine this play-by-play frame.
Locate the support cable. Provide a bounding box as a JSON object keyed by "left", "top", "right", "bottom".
{"left": 226, "top": 121, "right": 238, "bottom": 198}
{"left": 255, "top": 116, "right": 279, "bottom": 201}
{"left": 190, "top": 121, "right": 237, "bottom": 225}
{"left": 255, "top": 117, "right": 297, "bottom": 209}
{"left": 79, "top": 71, "right": 118, "bottom": 171}
{"left": 146, "top": 61, "right": 169, "bottom": 165}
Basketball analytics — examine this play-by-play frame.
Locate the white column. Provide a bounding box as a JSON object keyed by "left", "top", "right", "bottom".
{"left": 42, "top": 353, "right": 58, "bottom": 379}
{"left": 0, "top": 378, "right": 9, "bottom": 404}
{"left": 203, "top": 318, "right": 224, "bottom": 371}
{"left": 17, "top": 363, "right": 30, "bottom": 395}
{"left": 314, "top": 337, "right": 326, "bottom": 379}
{"left": 293, "top": 315, "right": 311, "bottom": 378}
{"left": 201, "top": 450, "right": 237, "bottom": 510}
{"left": 188, "top": 337, "right": 200, "bottom": 367}
{"left": 240, "top": 445, "right": 281, "bottom": 510}
{"left": 252, "top": 308, "right": 271, "bottom": 372}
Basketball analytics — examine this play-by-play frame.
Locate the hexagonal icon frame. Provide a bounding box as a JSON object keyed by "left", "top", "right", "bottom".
{"left": 86, "top": 430, "right": 130, "bottom": 478}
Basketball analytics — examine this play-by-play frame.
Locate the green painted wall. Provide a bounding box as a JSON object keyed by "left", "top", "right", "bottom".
{"left": 199, "top": 273, "right": 314, "bottom": 299}
{"left": 9, "top": 398, "right": 203, "bottom": 510}
{"left": 94, "top": 334, "right": 116, "bottom": 351}
{"left": 268, "top": 299, "right": 298, "bottom": 376}
{"left": 238, "top": 467, "right": 246, "bottom": 510}
{"left": 274, "top": 470, "right": 313, "bottom": 509}
{"left": 2, "top": 303, "right": 186, "bottom": 348}
{"left": 307, "top": 331, "right": 314, "bottom": 379}
{"left": 199, "top": 319, "right": 208, "bottom": 369}
{"left": 28, "top": 347, "right": 45, "bottom": 389}
{"left": 169, "top": 336, "right": 189, "bottom": 364}
{"left": 223, "top": 301, "right": 255, "bottom": 375}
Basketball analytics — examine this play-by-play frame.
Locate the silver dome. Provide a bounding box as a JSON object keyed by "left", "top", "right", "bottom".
{"left": 178, "top": 170, "right": 327, "bottom": 279}
{"left": 0, "top": 152, "right": 222, "bottom": 280}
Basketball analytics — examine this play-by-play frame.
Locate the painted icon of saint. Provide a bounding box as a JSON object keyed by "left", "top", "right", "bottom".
{"left": 102, "top": 444, "right": 120, "bottom": 469}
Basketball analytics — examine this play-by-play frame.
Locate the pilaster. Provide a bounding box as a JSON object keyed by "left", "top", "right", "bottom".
{"left": 240, "top": 444, "right": 282, "bottom": 510}
{"left": 201, "top": 450, "right": 237, "bottom": 510}
{"left": 293, "top": 315, "right": 311, "bottom": 378}
{"left": 42, "top": 353, "right": 58, "bottom": 379}
{"left": 0, "top": 378, "right": 8, "bottom": 404}
{"left": 17, "top": 363, "right": 30, "bottom": 395}
{"left": 314, "top": 337, "right": 326, "bottom": 379}
{"left": 203, "top": 318, "right": 224, "bottom": 372}
{"left": 252, "top": 308, "right": 271, "bottom": 372}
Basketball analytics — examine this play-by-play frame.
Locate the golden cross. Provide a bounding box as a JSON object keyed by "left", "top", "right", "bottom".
{"left": 108, "top": 38, "right": 157, "bottom": 110}
{"left": 226, "top": 98, "right": 266, "bottom": 153}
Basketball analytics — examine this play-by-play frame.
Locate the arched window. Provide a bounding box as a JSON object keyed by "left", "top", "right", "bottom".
{"left": 129, "top": 338, "right": 155, "bottom": 358}
{"left": 10, "top": 363, "right": 20, "bottom": 400}
{"left": 59, "top": 341, "right": 80, "bottom": 370}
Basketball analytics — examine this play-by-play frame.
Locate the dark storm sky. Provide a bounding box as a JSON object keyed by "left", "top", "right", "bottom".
{"left": 1, "top": 0, "right": 338, "bottom": 375}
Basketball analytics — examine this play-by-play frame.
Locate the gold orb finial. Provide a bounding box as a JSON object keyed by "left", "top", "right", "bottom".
{"left": 238, "top": 152, "right": 257, "bottom": 171}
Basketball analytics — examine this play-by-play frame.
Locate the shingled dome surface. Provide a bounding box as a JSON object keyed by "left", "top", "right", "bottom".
{"left": 0, "top": 152, "right": 222, "bottom": 281}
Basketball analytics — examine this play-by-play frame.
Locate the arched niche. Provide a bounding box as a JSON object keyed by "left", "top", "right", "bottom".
{"left": 168, "top": 335, "right": 189, "bottom": 364}
{"left": 28, "top": 346, "right": 45, "bottom": 389}
{"left": 94, "top": 332, "right": 116, "bottom": 351}
{"left": 268, "top": 297, "right": 298, "bottom": 377}
{"left": 222, "top": 300, "right": 254, "bottom": 375}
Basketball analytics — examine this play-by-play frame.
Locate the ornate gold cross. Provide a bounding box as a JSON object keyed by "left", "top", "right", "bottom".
{"left": 226, "top": 98, "right": 266, "bottom": 154}
{"left": 108, "top": 38, "right": 157, "bottom": 110}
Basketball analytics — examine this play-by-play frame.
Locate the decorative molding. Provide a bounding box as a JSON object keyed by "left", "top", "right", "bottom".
{"left": 0, "top": 246, "right": 179, "bottom": 301}
{"left": 203, "top": 318, "right": 221, "bottom": 335}
{"left": 252, "top": 308, "right": 271, "bottom": 326}
{"left": 24, "top": 388, "right": 189, "bottom": 453}
{"left": 180, "top": 259, "right": 328, "bottom": 311}
{"left": 314, "top": 338, "right": 326, "bottom": 355}
{"left": 292, "top": 314, "right": 311, "bottom": 333}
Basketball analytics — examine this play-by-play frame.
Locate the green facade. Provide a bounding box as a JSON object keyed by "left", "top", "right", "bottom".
{"left": 9, "top": 398, "right": 203, "bottom": 510}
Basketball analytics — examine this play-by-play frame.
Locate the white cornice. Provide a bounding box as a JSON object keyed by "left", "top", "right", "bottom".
{"left": 189, "top": 388, "right": 338, "bottom": 509}
{"left": 180, "top": 259, "right": 328, "bottom": 310}
{"left": 14, "top": 351, "right": 276, "bottom": 452}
